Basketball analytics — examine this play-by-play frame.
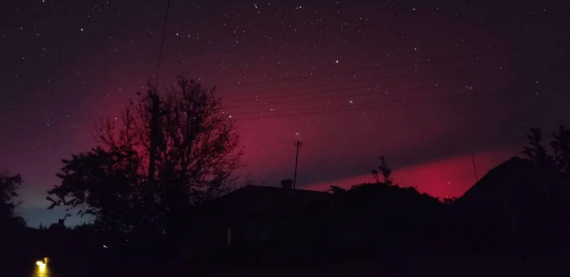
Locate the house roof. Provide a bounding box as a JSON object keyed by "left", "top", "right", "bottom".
{"left": 192, "top": 185, "right": 330, "bottom": 220}
{"left": 455, "top": 156, "right": 570, "bottom": 217}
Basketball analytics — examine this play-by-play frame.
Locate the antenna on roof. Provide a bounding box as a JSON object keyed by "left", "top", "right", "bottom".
{"left": 293, "top": 141, "right": 303, "bottom": 189}
{"left": 471, "top": 149, "right": 478, "bottom": 182}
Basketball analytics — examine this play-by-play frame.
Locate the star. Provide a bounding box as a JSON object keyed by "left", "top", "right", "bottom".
{"left": 1, "top": 0, "right": 564, "bottom": 228}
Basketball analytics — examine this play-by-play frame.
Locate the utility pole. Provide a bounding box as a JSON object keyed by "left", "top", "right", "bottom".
{"left": 148, "top": 92, "right": 160, "bottom": 182}
{"left": 142, "top": 0, "right": 169, "bottom": 235}
{"left": 293, "top": 141, "right": 302, "bottom": 189}
{"left": 147, "top": 91, "right": 161, "bottom": 228}
{"left": 471, "top": 149, "right": 478, "bottom": 183}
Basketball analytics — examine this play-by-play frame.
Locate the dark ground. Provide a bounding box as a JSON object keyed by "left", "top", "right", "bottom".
{"left": 5, "top": 256, "right": 568, "bottom": 277}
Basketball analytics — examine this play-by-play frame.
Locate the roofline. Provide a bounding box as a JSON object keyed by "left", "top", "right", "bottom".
{"left": 193, "top": 184, "right": 330, "bottom": 211}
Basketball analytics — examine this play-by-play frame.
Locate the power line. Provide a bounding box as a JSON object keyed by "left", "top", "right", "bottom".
{"left": 0, "top": 68, "right": 556, "bottom": 141}
{"left": 6, "top": 63, "right": 556, "bottom": 138}
{"left": 154, "top": 0, "right": 172, "bottom": 88}
{"left": 0, "top": 56, "right": 557, "bottom": 138}
{"left": 240, "top": 135, "right": 295, "bottom": 145}
{"left": 223, "top": 64, "right": 554, "bottom": 106}
{"left": 223, "top": 66, "right": 471, "bottom": 101}
{"left": 218, "top": 48, "right": 516, "bottom": 89}
{"left": 243, "top": 64, "right": 537, "bottom": 109}
{"left": 4, "top": 64, "right": 450, "bottom": 130}
{"left": 4, "top": 49, "right": 513, "bottom": 128}
{"left": 0, "top": 76, "right": 433, "bottom": 133}
{"left": 0, "top": 86, "right": 547, "bottom": 160}
{"left": 225, "top": 70, "right": 555, "bottom": 119}
{"left": 239, "top": 127, "right": 297, "bottom": 144}
{"left": 232, "top": 87, "right": 537, "bottom": 121}
{"left": 235, "top": 90, "right": 514, "bottom": 121}
{"left": 225, "top": 79, "right": 368, "bottom": 97}
{"left": 1, "top": 49, "right": 543, "bottom": 130}
{"left": 223, "top": 68, "right": 506, "bottom": 110}
{"left": 0, "top": 47, "right": 546, "bottom": 128}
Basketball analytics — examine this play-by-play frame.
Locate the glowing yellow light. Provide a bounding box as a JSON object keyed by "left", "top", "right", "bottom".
{"left": 36, "top": 260, "right": 47, "bottom": 272}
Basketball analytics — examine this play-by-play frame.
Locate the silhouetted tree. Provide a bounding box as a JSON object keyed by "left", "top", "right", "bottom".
{"left": 328, "top": 185, "right": 346, "bottom": 194}
{"left": 72, "top": 222, "right": 96, "bottom": 234}
{"left": 47, "top": 76, "right": 244, "bottom": 242}
{"left": 0, "top": 173, "right": 25, "bottom": 227}
{"left": 0, "top": 173, "right": 25, "bottom": 260}
{"left": 48, "top": 217, "right": 69, "bottom": 232}
{"left": 522, "top": 127, "right": 554, "bottom": 169}
{"left": 521, "top": 126, "right": 570, "bottom": 176}
{"left": 551, "top": 125, "right": 570, "bottom": 176}
{"left": 442, "top": 196, "right": 458, "bottom": 204}
{"left": 372, "top": 156, "right": 393, "bottom": 185}
{"left": 319, "top": 156, "right": 445, "bottom": 257}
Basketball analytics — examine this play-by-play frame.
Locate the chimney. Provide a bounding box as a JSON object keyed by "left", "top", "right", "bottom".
{"left": 281, "top": 179, "right": 293, "bottom": 190}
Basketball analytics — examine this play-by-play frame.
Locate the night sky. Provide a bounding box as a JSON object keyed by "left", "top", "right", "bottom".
{"left": 1, "top": 0, "right": 568, "bottom": 227}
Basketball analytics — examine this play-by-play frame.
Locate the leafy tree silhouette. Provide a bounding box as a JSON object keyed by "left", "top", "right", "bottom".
{"left": 522, "top": 125, "right": 570, "bottom": 175}
{"left": 47, "top": 76, "right": 244, "bottom": 244}
{"left": 521, "top": 127, "right": 555, "bottom": 169}
{"left": 328, "top": 185, "right": 346, "bottom": 194}
{"left": 0, "top": 173, "right": 25, "bottom": 227}
{"left": 550, "top": 125, "right": 570, "bottom": 176}
{"left": 371, "top": 156, "right": 393, "bottom": 185}
{"left": 325, "top": 156, "right": 444, "bottom": 257}
{"left": 0, "top": 173, "right": 26, "bottom": 263}
{"left": 442, "top": 196, "right": 458, "bottom": 204}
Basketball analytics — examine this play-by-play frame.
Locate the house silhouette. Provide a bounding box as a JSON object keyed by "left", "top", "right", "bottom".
{"left": 181, "top": 183, "right": 330, "bottom": 264}
{"left": 453, "top": 157, "right": 570, "bottom": 256}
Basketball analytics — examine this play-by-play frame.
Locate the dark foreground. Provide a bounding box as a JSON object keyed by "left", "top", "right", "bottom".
{"left": 6, "top": 257, "right": 569, "bottom": 277}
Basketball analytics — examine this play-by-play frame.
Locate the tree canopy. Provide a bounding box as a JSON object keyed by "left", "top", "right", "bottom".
{"left": 323, "top": 156, "right": 444, "bottom": 255}
{"left": 0, "top": 173, "right": 25, "bottom": 228}
{"left": 522, "top": 125, "right": 570, "bottom": 176}
{"left": 47, "top": 77, "right": 244, "bottom": 240}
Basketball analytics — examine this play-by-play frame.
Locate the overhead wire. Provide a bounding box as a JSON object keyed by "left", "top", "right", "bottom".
{"left": 0, "top": 75, "right": 552, "bottom": 157}
{"left": 154, "top": 0, "right": 172, "bottom": 88}
{"left": 2, "top": 46, "right": 533, "bottom": 131}
{"left": 0, "top": 67, "right": 556, "bottom": 142}
{"left": 223, "top": 66, "right": 505, "bottom": 110}
{"left": 240, "top": 135, "right": 296, "bottom": 145}
{"left": 217, "top": 47, "right": 516, "bottom": 89}
{"left": 0, "top": 47, "right": 557, "bottom": 157}
{"left": 2, "top": 60, "right": 540, "bottom": 134}
{"left": 0, "top": 82, "right": 542, "bottom": 158}
{"left": 233, "top": 88, "right": 536, "bottom": 121}
{"left": 1, "top": 47, "right": 518, "bottom": 128}
{"left": 4, "top": 45, "right": 551, "bottom": 137}
{"left": 238, "top": 126, "right": 297, "bottom": 144}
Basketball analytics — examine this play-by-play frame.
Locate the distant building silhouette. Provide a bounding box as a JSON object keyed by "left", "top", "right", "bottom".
{"left": 453, "top": 157, "right": 570, "bottom": 256}
{"left": 181, "top": 185, "right": 329, "bottom": 262}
